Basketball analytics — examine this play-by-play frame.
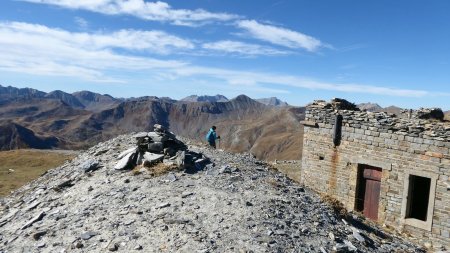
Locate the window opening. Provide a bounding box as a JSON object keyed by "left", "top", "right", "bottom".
{"left": 405, "top": 175, "right": 431, "bottom": 221}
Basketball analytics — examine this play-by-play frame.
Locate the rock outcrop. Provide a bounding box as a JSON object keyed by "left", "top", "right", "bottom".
{"left": 0, "top": 131, "right": 424, "bottom": 252}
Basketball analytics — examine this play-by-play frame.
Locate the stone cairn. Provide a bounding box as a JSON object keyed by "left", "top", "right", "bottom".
{"left": 114, "top": 124, "right": 209, "bottom": 171}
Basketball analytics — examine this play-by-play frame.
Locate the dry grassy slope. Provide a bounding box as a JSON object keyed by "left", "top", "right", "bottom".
{"left": 163, "top": 97, "right": 304, "bottom": 161}
{"left": 445, "top": 111, "right": 450, "bottom": 121}
{"left": 0, "top": 149, "right": 75, "bottom": 196}
{"left": 223, "top": 108, "right": 303, "bottom": 161}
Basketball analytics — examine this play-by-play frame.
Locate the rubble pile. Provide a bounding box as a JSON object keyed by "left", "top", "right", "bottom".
{"left": 307, "top": 99, "right": 449, "bottom": 142}
{"left": 408, "top": 108, "right": 445, "bottom": 121}
{"left": 310, "top": 98, "right": 360, "bottom": 111}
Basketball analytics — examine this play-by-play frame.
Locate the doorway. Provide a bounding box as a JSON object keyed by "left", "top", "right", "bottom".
{"left": 355, "top": 164, "right": 382, "bottom": 220}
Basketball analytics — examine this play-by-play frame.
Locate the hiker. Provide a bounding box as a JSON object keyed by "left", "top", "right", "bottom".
{"left": 206, "top": 126, "right": 220, "bottom": 148}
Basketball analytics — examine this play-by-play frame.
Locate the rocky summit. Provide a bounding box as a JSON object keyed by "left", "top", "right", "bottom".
{"left": 0, "top": 127, "right": 423, "bottom": 253}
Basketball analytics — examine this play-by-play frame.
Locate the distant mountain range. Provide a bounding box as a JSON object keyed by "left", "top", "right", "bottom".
{"left": 357, "top": 102, "right": 403, "bottom": 114}
{"left": 181, "top": 95, "right": 229, "bottom": 103}
{"left": 0, "top": 85, "right": 303, "bottom": 160}
{"left": 357, "top": 102, "right": 383, "bottom": 112}
{"left": 180, "top": 94, "right": 289, "bottom": 107}
{"left": 256, "top": 97, "right": 289, "bottom": 107}
{"left": 0, "top": 85, "right": 121, "bottom": 112}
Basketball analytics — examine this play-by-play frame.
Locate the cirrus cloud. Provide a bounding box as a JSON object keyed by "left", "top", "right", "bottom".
{"left": 20, "top": 0, "right": 239, "bottom": 26}
{"left": 236, "top": 20, "right": 324, "bottom": 52}
{"left": 202, "top": 40, "right": 289, "bottom": 56}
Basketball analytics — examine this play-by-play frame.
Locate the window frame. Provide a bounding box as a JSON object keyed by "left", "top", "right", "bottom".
{"left": 400, "top": 169, "right": 438, "bottom": 231}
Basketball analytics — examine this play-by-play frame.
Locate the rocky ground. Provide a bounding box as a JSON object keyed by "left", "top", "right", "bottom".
{"left": 0, "top": 134, "right": 425, "bottom": 253}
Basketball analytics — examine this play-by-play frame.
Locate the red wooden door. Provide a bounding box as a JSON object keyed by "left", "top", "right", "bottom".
{"left": 362, "top": 165, "right": 382, "bottom": 220}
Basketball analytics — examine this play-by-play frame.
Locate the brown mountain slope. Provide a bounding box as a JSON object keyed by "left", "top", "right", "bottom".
{"left": 0, "top": 89, "right": 305, "bottom": 160}
{"left": 77, "top": 95, "right": 305, "bottom": 160}
{"left": 0, "top": 122, "right": 59, "bottom": 150}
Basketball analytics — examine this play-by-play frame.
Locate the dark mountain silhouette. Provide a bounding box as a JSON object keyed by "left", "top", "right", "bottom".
{"left": 256, "top": 97, "right": 289, "bottom": 107}
{"left": 181, "top": 94, "right": 229, "bottom": 103}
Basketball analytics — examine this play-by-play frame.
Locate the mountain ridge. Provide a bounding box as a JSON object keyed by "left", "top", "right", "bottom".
{"left": 180, "top": 94, "right": 229, "bottom": 103}
{"left": 256, "top": 97, "right": 289, "bottom": 107}
{"left": 0, "top": 85, "right": 305, "bottom": 161}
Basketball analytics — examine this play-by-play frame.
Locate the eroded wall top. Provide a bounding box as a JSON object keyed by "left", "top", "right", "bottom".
{"left": 304, "top": 98, "right": 449, "bottom": 142}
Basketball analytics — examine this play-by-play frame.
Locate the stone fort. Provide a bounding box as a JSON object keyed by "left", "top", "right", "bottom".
{"left": 301, "top": 98, "right": 449, "bottom": 249}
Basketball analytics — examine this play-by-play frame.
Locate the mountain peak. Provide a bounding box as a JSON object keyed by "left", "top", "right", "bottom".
{"left": 232, "top": 94, "right": 253, "bottom": 102}
{"left": 45, "top": 90, "right": 84, "bottom": 108}
{"left": 180, "top": 94, "right": 229, "bottom": 103}
{"left": 256, "top": 97, "right": 288, "bottom": 107}
{"left": 357, "top": 102, "right": 383, "bottom": 112}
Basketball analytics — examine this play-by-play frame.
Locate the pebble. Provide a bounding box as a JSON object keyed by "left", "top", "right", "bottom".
{"left": 157, "top": 203, "right": 170, "bottom": 209}
{"left": 108, "top": 242, "right": 119, "bottom": 251}
{"left": 33, "top": 231, "right": 47, "bottom": 241}
{"left": 80, "top": 231, "right": 98, "bottom": 240}
{"left": 36, "top": 242, "right": 46, "bottom": 248}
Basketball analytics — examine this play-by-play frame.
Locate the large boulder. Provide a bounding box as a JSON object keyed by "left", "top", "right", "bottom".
{"left": 148, "top": 142, "right": 164, "bottom": 153}
{"left": 143, "top": 152, "right": 164, "bottom": 166}
{"left": 114, "top": 152, "right": 135, "bottom": 170}
{"left": 148, "top": 132, "right": 168, "bottom": 143}
{"left": 79, "top": 159, "right": 100, "bottom": 173}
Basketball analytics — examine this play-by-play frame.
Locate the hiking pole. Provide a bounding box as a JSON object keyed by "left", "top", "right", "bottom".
{"left": 218, "top": 138, "right": 220, "bottom": 149}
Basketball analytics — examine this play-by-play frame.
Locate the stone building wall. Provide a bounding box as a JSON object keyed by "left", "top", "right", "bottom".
{"left": 301, "top": 99, "right": 449, "bottom": 249}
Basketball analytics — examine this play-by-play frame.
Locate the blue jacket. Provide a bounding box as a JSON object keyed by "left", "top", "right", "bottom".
{"left": 206, "top": 128, "right": 217, "bottom": 143}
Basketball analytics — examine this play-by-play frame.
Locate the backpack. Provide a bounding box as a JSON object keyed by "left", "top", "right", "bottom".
{"left": 206, "top": 129, "right": 213, "bottom": 142}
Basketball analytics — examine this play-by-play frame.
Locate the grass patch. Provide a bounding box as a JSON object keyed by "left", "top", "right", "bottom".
{"left": 135, "top": 162, "right": 179, "bottom": 178}
{"left": 321, "top": 194, "right": 349, "bottom": 218}
{"left": 0, "top": 149, "right": 75, "bottom": 196}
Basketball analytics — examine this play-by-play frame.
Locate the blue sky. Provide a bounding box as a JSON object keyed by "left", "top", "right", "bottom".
{"left": 0, "top": 0, "right": 449, "bottom": 109}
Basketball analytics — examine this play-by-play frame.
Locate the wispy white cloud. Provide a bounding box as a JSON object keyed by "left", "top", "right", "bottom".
{"left": 1, "top": 21, "right": 194, "bottom": 53}
{"left": 202, "top": 40, "right": 289, "bottom": 56}
{"left": 21, "top": 0, "right": 239, "bottom": 26}
{"left": 0, "top": 21, "right": 188, "bottom": 82}
{"left": 0, "top": 21, "right": 432, "bottom": 97}
{"left": 20, "top": 1, "right": 330, "bottom": 53}
{"left": 171, "top": 66, "right": 429, "bottom": 97}
{"left": 236, "top": 20, "right": 323, "bottom": 52}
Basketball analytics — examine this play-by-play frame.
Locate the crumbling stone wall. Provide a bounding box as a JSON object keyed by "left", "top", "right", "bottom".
{"left": 301, "top": 99, "right": 449, "bottom": 249}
